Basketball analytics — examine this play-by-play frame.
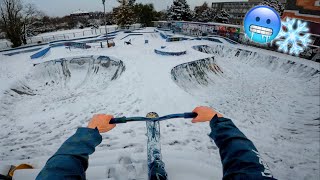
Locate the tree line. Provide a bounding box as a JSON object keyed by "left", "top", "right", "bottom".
{"left": 110, "top": 0, "right": 284, "bottom": 29}
{"left": 113, "top": 0, "right": 232, "bottom": 27}
{"left": 0, "top": 0, "right": 284, "bottom": 48}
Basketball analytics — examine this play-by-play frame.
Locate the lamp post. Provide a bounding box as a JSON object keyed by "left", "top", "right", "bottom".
{"left": 102, "top": 0, "right": 109, "bottom": 45}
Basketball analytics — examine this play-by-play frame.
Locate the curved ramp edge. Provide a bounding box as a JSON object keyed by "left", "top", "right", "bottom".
{"left": 30, "top": 47, "right": 51, "bottom": 59}
{"left": 4, "top": 55, "right": 126, "bottom": 99}
{"left": 171, "top": 57, "right": 223, "bottom": 89}
{"left": 155, "top": 49, "right": 187, "bottom": 56}
{"left": 192, "top": 45, "right": 320, "bottom": 80}
{"left": 0, "top": 56, "right": 127, "bottom": 163}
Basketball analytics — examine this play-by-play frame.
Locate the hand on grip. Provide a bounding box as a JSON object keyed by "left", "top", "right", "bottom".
{"left": 88, "top": 114, "right": 116, "bottom": 133}
{"left": 192, "top": 106, "right": 223, "bottom": 123}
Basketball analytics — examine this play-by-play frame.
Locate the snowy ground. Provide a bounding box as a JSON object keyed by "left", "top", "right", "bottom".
{"left": 0, "top": 28, "right": 319, "bottom": 180}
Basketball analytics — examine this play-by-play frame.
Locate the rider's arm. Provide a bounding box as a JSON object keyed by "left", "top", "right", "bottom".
{"left": 209, "top": 115, "right": 275, "bottom": 179}
{"left": 192, "top": 106, "right": 275, "bottom": 180}
{"left": 36, "top": 127, "right": 102, "bottom": 180}
{"left": 36, "top": 114, "right": 115, "bottom": 180}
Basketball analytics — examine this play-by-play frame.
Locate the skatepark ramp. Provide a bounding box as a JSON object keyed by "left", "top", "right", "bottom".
{"left": 30, "top": 47, "right": 51, "bottom": 59}
{"left": 6, "top": 56, "right": 125, "bottom": 96}
{"left": 155, "top": 46, "right": 187, "bottom": 56}
{"left": 172, "top": 44, "right": 319, "bottom": 94}
{"left": 171, "top": 57, "right": 223, "bottom": 90}
{"left": 0, "top": 55, "right": 126, "bottom": 166}
{"left": 192, "top": 45, "right": 319, "bottom": 79}
{"left": 1, "top": 55, "right": 125, "bottom": 118}
{"left": 170, "top": 45, "right": 320, "bottom": 180}
{"left": 120, "top": 33, "right": 143, "bottom": 40}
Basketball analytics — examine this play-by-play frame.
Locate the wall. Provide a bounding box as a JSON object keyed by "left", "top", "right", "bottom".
{"left": 172, "top": 21, "right": 241, "bottom": 42}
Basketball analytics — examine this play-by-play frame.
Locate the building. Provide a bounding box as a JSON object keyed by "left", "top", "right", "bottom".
{"left": 212, "top": 0, "right": 261, "bottom": 25}
{"left": 70, "top": 10, "right": 90, "bottom": 19}
{"left": 282, "top": 0, "right": 320, "bottom": 61}
{"left": 212, "top": 0, "right": 286, "bottom": 25}
{"left": 88, "top": 12, "right": 105, "bottom": 20}
{"left": 283, "top": 0, "right": 319, "bottom": 36}
{"left": 284, "top": 0, "right": 320, "bottom": 19}
{"left": 283, "top": 0, "right": 319, "bottom": 28}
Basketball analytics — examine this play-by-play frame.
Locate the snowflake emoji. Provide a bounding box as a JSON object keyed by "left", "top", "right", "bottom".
{"left": 276, "top": 18, "right": 312, "bottom": 56}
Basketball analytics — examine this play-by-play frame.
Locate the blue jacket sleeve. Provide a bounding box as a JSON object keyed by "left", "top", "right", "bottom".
{"left": 36, "top": 127, "right": 102, "bottom": 180}
{"left": 209, "top": 115, "right": 276, "bottom": 180}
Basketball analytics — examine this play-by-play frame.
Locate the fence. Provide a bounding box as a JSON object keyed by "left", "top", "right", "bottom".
{"left": 0, "top": 24, "right": 141, "bottom": 51}
{"left": 0, "top": 40, "right": 11, "bottom": 50}
{"left": 26, "top": 26, "right": 117, "bottom": 44}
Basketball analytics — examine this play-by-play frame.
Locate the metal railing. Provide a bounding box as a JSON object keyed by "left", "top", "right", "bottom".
{"left": 26, "top": 27, "right": 116, "bottom": 44}
{"left": 0, "top": 24, "right": 141, "bottom": 51}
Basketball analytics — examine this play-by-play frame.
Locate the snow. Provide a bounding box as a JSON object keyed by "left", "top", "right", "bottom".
{"left": 168, "top": 0, "right": 193, "bottom": 21}
{"left": 33, "top": 25, "right": 117, "bottom": 38}
{"left": 70, "top": 10, "right": 89, "bottom": 15}
{"left": 177, "top": 44, "right": 320, "bottom": 179}
{"left": 0, "top": 25, "right": 119, "bottom": 51}
{"left": 0, "top": 40, "right": 11, "bottom": 50}
{"left": 0, "top": 27, "right": 319, "bottom": 180}
{"left": 155, "top": 44, "right": 187, "bottom": 53}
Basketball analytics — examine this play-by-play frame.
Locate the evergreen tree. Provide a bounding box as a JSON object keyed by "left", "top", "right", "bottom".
{"left": 214, "top": 9, "right": 230, "bottom": 23}
{"left": 167, "top": 0, "right": 192, "bottom": 21}
{"left": 154, "top": 10, "right": 167, "bottom": 21}
{"left": 113, "top": 0, "right": 135, "bottom": 28}
{"left": 261, "top": 0, "right": 285, "bottom": 16}
{"left": 133, "top": 3, "right": 156, "bottom": 27}
{"left": 128, "top": 0, "right": 136, "bottom": 6}
{"left": 194, "top": 2, "right": 215, "bottom": 22}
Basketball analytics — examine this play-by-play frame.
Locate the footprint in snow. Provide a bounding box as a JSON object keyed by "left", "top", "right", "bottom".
{"left": 21, "top": 144, "right": 34, "bottom": 149}
{"left": 119, "top": 156, "right": 137, "bottom": 180}
{"left": 170, "top": 128, "right": 177, "bottom": 132}
{"left": 123, "top": 129, "right": 136, "bottom": 137}
{"left": 191, "top": 138, "right": 201, "bottom": 143}
{"left": 123, "top": 129, "right": 134, "bottom": 134}
{"left": 123, "top": 143, "right": 138, "bottom": 149}
{"left": 166, "top": 123, "right": 175, "bottom": 128}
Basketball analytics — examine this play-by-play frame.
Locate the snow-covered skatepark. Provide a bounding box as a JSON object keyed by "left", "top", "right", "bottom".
{"left": 0, "top": 27, "right": 319, "bottom": 179}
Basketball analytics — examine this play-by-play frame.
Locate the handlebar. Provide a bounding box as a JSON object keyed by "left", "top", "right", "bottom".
{"left": 109, "top": 112, "right": 198, "bottom": 124}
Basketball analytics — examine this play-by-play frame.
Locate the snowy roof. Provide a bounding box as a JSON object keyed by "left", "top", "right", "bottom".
{"left": 70, "top": 10, "right": 89, "bottom": 15}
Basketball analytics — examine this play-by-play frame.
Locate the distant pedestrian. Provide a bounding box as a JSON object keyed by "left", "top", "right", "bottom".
{"left": 124, "top": 39, "right": 132, "bottom": 45}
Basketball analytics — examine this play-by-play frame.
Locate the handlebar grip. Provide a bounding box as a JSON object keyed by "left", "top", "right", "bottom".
{"left": 184, "top": 112, "right": 198, "bottom": 119}
{"left": 109, "top": 117, "right": 127, "bottom": 124}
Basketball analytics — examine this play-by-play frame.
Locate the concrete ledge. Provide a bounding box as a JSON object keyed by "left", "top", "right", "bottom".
{"left": 154, "top": 48, "right": 187, "bottom": 56}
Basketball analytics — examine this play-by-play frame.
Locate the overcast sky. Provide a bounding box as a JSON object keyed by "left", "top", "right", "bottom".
{"left": 28, "top": 0, "right": 247, "bottom": 17}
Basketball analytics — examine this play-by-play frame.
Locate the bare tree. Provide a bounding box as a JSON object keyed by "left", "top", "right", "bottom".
{"left": 0, "top": 0, "right": 23, "bottom": 47}
{"left": 0, "top": 0, "right": 40, "bottom": 47}
{"left": 21, "top": 3, "right": 40, "bottom": 44}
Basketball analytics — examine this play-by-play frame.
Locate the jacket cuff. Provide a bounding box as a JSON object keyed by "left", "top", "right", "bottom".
{"left": 209, "top": 114, "right": 220, "bottom": 129}
{"left": 77, "top": 127, "right": 102, "bottom": 146}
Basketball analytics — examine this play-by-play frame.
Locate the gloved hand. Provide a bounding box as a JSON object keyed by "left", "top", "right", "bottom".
{"left": 88, "top": 114, "right": 116, "bottom": 133}
{"left": 192, "top": 106, "right": 223, "bottom": 123}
